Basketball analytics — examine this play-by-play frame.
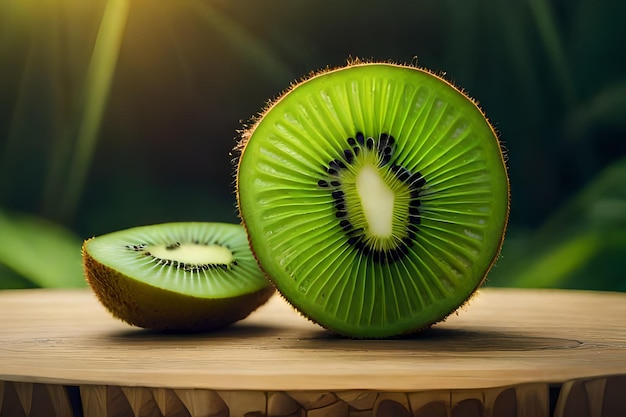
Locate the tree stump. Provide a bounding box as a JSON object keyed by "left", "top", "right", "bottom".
{"left": 1, "top": 288, "right": 624, "bottom": 416}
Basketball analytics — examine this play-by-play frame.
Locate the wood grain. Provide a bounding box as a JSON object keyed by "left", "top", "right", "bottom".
{"left": 0, "top": 288, "right": 625, "bottom": 416}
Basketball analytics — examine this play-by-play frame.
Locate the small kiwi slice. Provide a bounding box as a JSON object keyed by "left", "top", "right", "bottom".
{"left": 82, "top": 222, "right": 274, "bottom": 331}
{"left": 236, "top": 61, "right": 509, "bottom": 338}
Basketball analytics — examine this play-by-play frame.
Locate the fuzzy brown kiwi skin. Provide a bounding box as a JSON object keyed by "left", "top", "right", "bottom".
{"left": 82, "top": 239, "right": 275, "bottom": 332}
{"left": 234, "top": 58, "right": 511, "bottom": 338}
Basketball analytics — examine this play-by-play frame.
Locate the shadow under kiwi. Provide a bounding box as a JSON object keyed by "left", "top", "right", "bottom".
{"left": 294, "top": 326, "right": 583, "bottom": 353}
{"left": 106, "top": 320, "right": 284, "bottom": 341}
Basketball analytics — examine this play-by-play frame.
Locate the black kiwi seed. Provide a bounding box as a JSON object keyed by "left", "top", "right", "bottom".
{"left": 334, "top": 202, "right": 346, "bottom": 211}
{"left": 331, "top": 190, "right": 344, "bottom": 199}
{"left": 343, "top": 149, "right": 355, "bottom": 163}
{"left": 356, "top": 131, "right": 365, "bottom": 146}
{"left": 339, "top": 219, "right": 351, "bottom": 228}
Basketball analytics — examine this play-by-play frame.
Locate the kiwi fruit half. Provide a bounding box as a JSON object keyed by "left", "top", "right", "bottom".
{"left": 236, "top": 61, "right": 509, "bottom": 338}
{"left": 82, "top": 222, "right": 274, "bottom": 331}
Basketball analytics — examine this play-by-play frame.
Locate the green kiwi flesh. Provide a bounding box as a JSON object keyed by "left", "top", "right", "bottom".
{"left": 82, "top": 222, "right": 274, "bottom": 331}
{"left": 236, "top": 62, "right": 509, "bottom": 338}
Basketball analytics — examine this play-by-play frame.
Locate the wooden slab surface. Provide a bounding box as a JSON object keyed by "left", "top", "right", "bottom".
{"left": 0, "top": 288, "right": 625, "bottom": 392}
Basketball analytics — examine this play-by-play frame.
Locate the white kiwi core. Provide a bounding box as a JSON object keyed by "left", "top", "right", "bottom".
{"left": 147, "top": 243, "right": 234, "bottom": 266}
{"left": 356, "top": 164, "right": 395, "bottom": 238}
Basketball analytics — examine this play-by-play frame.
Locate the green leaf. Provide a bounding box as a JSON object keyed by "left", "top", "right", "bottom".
{"left": 489, "top": 157, "right": 626, "bottom": 291}
{"left": 509, "top": 232, "right": 601, "bottom": 288}
{"left": 0, "top": 209, "right": 85, "bottom": 289}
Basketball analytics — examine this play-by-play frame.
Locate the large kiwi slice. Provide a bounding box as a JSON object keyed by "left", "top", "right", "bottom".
{"left": 236, "top": 61, "right": 509, "bottom": 338}
{"left": 82, "top": 222, "right": 274, "bottom": 331}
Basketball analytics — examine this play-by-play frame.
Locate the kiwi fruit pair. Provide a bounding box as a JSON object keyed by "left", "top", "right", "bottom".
{"left": 83, "top": 61, "right": 508, "bottom": 337}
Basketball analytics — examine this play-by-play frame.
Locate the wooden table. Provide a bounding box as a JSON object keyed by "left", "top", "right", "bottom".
{"left": 0, "top": 288, "right": 625, "bottom": 417}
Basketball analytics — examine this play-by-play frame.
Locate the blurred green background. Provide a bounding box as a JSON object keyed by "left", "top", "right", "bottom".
{"left": 0, "top": 0, "right": 624, "bottom": 291}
